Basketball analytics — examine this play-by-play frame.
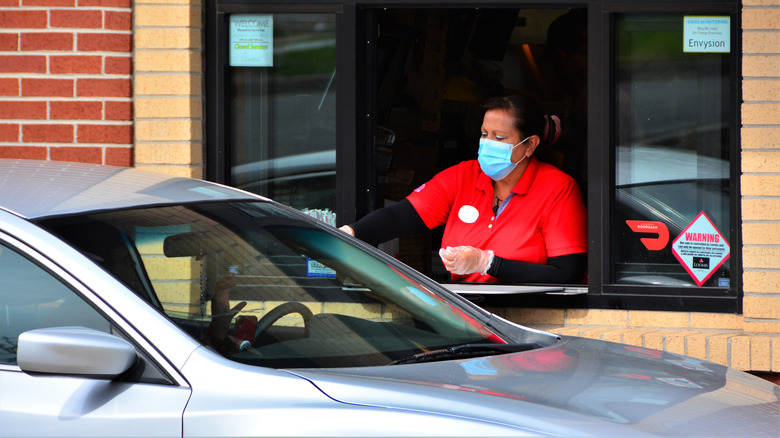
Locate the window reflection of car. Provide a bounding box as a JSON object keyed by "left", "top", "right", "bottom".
{"left": 232, "top": 150, "right": 336, "bottom": 210}
{"left": 231, "top": 127, "right": 393, "bottom": 211}
{"left": 615, "top": 145, "right": 730, "bottom": 286}
{"left": 232, "top": 149, "right": 336, "bottom": 189}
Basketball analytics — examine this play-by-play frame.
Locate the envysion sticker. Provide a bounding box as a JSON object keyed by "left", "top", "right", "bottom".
{"left": 458, "top": 205, "right": 479, "bottom": 223}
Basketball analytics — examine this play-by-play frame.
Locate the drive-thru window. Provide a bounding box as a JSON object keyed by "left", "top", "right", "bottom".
{"left": 205, "top": 1, "right": 740, "bottom": 313}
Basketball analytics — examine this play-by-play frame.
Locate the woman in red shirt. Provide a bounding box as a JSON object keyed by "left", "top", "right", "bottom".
{"left": 341, "top": 94, "right": 587, "bottom": 283}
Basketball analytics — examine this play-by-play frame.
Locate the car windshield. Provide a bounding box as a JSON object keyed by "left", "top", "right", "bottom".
{"left": 37, "top": 201, "right": 505, "bottom": 368}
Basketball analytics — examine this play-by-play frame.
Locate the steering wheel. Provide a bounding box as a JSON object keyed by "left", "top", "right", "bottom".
{"left": 253, "top": 301, "right": 313, "bottom": 347}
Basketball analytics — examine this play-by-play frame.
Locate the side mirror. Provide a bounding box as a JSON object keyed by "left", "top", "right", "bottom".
{"left": 17, "top": 327, "right": 137, "bottom": 379}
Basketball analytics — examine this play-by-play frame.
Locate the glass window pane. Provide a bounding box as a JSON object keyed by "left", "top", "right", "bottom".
{"left": 612, "top": 14, "right": 732, "bottom": 288}
{"left": 229, "top": 13, "right": 337, "bottom": 215}
{"left": 0, "top": 243, "right": 110, "bottom": 365}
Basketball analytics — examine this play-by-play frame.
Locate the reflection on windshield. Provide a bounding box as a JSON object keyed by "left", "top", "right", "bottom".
{"left": 39, "top": 201, "right": 504, "bottom": 368}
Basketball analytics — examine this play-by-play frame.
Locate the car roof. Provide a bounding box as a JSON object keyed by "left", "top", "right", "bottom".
{"left": 0, "top": 159, "right": 255, "bottom": 219}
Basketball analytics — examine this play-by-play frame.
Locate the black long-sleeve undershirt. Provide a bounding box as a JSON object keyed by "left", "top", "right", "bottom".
{"left": 351, "top": 199, "right": 428, "bottom": 245}
{"left": 348, "top": 199, "right": 586, "bottom": 284}
{"left": 487, "top": 252, "right": 586, "bottom": 284}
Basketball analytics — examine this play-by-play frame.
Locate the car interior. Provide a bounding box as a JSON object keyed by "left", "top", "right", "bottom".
{"left": 36, "top": 201, "right": 552, "bottom": 369}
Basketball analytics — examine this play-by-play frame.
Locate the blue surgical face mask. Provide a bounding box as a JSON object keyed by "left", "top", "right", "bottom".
{"left": 478, "top": 136, "right": 531, "bottom": 181}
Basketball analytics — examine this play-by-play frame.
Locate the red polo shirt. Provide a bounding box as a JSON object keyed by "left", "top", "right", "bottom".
{"left": 406, "top": 158, "right": 587, "bottom": 282}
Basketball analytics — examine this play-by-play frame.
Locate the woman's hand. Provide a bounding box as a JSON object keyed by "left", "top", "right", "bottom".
{"left": 439, "top": 246, "right": 494, "bottom": 275}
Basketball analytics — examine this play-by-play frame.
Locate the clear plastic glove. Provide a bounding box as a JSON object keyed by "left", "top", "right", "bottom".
{"left": 339, "top": 225, "right": 355, "bottom": 236}
{"left": 438, "top": 246, "right": 494, "bottom": 276}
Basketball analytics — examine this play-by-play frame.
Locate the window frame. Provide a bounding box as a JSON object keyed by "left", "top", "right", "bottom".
{"left": 204, "top": 0, "right": 742, "bottom": 313}
{"left": 205, "top": 1, "right": 358, "bottom": 224}
{"left": 587, "top": 1, "right": 741, "bottom": 313}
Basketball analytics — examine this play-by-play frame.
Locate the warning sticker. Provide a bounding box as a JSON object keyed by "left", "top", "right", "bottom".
{"left": 671, "top": 212, "right": 730, "bottom": 287}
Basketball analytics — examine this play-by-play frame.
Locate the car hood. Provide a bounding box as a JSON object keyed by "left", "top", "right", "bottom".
{"left": 289, "top": 337, "right": 780, "bottom": 437}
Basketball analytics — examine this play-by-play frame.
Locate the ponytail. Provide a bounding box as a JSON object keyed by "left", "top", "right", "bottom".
{"left": 543, "top": 115, "right": 562, "bottom": 146}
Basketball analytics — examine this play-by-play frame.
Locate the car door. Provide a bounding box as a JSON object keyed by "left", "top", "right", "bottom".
{"left": 0, "top": 232, "right": 191, "bottom": 437}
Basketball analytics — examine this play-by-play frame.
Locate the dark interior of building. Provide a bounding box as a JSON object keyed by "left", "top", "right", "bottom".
{"left": 370, "top": 8, "right": 588, "bottom": 279}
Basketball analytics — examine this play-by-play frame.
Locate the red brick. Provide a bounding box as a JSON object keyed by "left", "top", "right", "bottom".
{"left": 50, "top": 10, "right": 102, "bottom": 29}
{"left": 0, "top": 101, "right": 45, "bottom": 119}
{"left": 79, "top": 0, "right": 130, "bottom": 7}
{"left": 22, "top": 78, "right": 73, "bottom": 97}
{"left": 23, "top": 0, "right": 76, "bottom": 6}
{"left": 105, "top": 11, "right": 131, "bottom": 31}
{"left": 50, "top": 55, "right": 102, "bottom": 74}
{"left": 105, "top": 56, "right": 131, "bottom": 75}
{"left": 50, "top": 146, "right": 101, "bottom": 164}
{"left": 0, "top": 78, "right": 18, "bottom": 96}
{"left": 0, "top": 10, "right": 47, "bottom": 28}
{"left": 51, "top": 101, "right": 102, "bottom": 120}
{"left": 0, "top": 32, "right": 17, "bottom": 50}
{"left": 0, "top": 124, "right": 19, "bottom": 142}
{"left": 78, "top": 33, "right": 131, "bottom": 53}
{"left": 0, "top": 146, "right": 47, "bottom": 160}
{"left": 20, "top": 32, "right": 73, "bottom": 51}
{"left": 104, "top": 101, "right": 131, "bottom": 120}
{"left": 77, "top": 78, "right": 131, "bottom": 97}
{"left": 0, "top": 55, "right": 45, "bottom": 73}
{"left": 0, "top": 1, "right": 20, "bottom": 7}
{"left": 105, "top": 146, "right": 132, "bottom": 166}
{"left": 78, "top": 124, "right": 132, "bottom": 144}
{"left": 23, "top": 124, "right": 74, "bottom": 143}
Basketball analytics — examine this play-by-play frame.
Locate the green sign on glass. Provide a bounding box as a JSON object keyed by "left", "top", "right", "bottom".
{"left": 229, "top": 14, "right": 274, "bottom": 67}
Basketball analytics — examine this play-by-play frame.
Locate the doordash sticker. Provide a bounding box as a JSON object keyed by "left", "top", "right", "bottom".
{"left": 626, "top": 220, "right": 669, "bottom": 251}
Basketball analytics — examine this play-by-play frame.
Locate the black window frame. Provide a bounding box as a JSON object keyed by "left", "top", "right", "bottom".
{"left": 591, "top": 1, "right": 741, "bottom": 314}
{"left": 204, "top": 0, "right": 742, "bottom": 314}
{"left": 204, "top": 0, "right": 358, "bottom": 222}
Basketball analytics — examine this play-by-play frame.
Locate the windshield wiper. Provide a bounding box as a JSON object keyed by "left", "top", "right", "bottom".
{"left": 389, "top": 342, "right": 541, "bottom": 365}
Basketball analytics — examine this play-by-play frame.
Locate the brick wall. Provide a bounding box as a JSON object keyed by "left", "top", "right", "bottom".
{"left": 493, "top": 307, "right": 780, "bottom": 373}
{"left": 0, "top": 0, "right": 133, "bottom": 166}
{"left": 133, "top": 0, "right": 203, "bottom": 178}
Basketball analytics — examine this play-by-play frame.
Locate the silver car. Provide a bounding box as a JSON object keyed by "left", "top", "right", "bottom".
{"left": 0, "top": 159, "right": 777, "bottom": 437}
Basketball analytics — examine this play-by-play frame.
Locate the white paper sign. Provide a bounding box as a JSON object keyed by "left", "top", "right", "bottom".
{"left": 683, "top": 16, "right": 730, "bottom": 53}
{"left": 230, "top": 14, "right": 273, "bottom": 67}
{"left": 671, "top": 212, "right": 730, "bottom": 287}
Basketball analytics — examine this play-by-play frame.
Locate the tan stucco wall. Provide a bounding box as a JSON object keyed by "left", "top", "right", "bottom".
{"left": 133, "top": 0, "right": 203, "bottom": 178}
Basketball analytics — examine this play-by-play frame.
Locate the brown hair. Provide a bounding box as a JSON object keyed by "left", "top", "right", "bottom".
{"left": 481, "top": 94, "right": 561, "bottom": 146}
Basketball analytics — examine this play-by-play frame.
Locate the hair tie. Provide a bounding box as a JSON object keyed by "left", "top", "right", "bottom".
{"left": 543, "top": 115, "right": 562, "bottom": 146}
